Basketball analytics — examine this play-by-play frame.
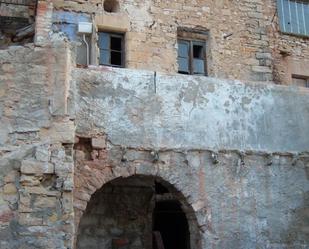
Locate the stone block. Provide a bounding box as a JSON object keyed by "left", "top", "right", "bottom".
{"left": 63, "top": 177, "right": 73, "bottom": 191}
{"left": 91, "top": 137, "right": 106, "bottom": 149}
{"left": 35, "top": 144, "right": 50, "bottom": 162}
{"left": 20, "top": 175, "right": 41, "bottom": 186}
{"left": 95, "top": 13, "right": 130, "bottom": 32}
{"left": 24, "top": 186, "right": 59, "bottom": 197}
{"left": 3, "top": 183, "right": 17, "bottom": 195}
{"left": 256, "top": 52, "right": 272, "bottom": 60}
{"left": 21, "top": 159, "right": 54, "bottom": 175}
{"left": 248, "top": 12, "right": 264, "bottom": 19}
{"left": 55, "top": 162, "right": 73, "bottom": 175}
{"left": 0, "top": 208, "right": 14, "bottom": 224}
{"left": 33, "top": 196, "right": 57, "bottom": 209}
{"left": 4, "top": 171, "right": 19, "bottom": 183}
{"left": 19, "top": 193, "right": 32, "bottom": 213}
{"left": 73, "top": 198, "right": 87, "bottom": 211}
{"left": 251, "top": 65, "right": 272, "bottom": 73}
{"left": 40, "top": 120, "right": 75, "bottom": 143}
{"left": 18, "top": 212, "right": 43, "bottom": 226}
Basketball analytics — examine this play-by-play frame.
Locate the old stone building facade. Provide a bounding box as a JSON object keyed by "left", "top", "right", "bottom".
{"left": 0, "top": 0, "right": 309, "bottom": 249}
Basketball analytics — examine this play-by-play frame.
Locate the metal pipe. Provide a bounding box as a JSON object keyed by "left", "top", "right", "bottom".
{"left": 83, "top": 34, "right": 89, "bottom": 66}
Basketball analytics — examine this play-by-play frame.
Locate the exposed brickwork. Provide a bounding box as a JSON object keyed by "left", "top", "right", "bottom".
{"left": 34, "top": 0, "right": 53, "bottom": 45}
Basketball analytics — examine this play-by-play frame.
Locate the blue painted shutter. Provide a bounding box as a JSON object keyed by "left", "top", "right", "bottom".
{"left": 178, "top": 40, "right": 190, "bottom": 74}
{"left": 277, "top": 0, "right": 309, "bottom": 36}
{"left": 98, "top": 32, "right": 110, "bottom": 65}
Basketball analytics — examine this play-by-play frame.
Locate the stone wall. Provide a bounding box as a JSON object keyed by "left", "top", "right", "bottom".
{"left": 50, "top": 0, "right": 309, "bottom": 83}
{"left": 0, "top": 42, "right": 75, "bottom": 248}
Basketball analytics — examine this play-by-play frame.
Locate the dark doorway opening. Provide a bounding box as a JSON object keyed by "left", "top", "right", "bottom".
{"left": 76, "top": 175, "right": 199, "bottom": 249}
{"left": 153, "top": 200, "right": 190, "bottom": 249}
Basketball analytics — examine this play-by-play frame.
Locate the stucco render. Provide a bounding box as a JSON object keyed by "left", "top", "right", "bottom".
{"left": 0, "top": 0, "right": 309, "bottom": 248}
{"left": 74, "top": 67, "right": 309, "bottom": 152}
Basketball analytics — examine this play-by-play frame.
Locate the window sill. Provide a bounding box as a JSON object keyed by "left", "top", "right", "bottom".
{"left": 178, "top": 72, "right": 208, "bottom": 77}
{"left": 279, "top": 30, "right": 309, "bottom": 40}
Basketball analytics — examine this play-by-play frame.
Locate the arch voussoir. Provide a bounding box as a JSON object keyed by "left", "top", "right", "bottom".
{"left": 74, "top": 143, "right": 207, "bottom": 248}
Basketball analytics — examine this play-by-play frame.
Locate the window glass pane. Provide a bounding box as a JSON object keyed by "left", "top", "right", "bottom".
{"left": 110, "top": 51, "right": 122, "bottom": 66}
{"left": 292, "top": 77, "right": 308, "bottom": 87}
{"left": 98, "top": 32, "right": 110, "bottom": 49}
{"left": 110, "top": 36, "right": 122, "bottom": 51}
{"left": 305, "top": 2, "right": 309, "bottom": 35}
{"left": 178, "top": 57, "right": 189, "bottom": 73}
{"left": 178, "top": 41, "right": 189, "bottom": 58}
{"left": 99, "top": 50, "right": 110, "bottom": 65}
{"left": 193, "top": 59, "right": 205, "bottom": 74}
{"left": 193, "top": 45, "right": 204, "bottom": 59}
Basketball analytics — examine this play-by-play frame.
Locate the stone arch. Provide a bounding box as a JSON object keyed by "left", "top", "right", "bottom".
{"left": 73, "top": 143, "right": 208, "bottom": 248}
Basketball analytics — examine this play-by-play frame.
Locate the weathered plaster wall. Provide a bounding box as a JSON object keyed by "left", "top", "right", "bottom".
{"left": 74, "top": 67, "right": 309, "bottom": 153}
{"left": 0, "top": 43, "right": 75, "bottom": 249}
{"left": 72, "top": 66, "right": 309, "bottom": 249}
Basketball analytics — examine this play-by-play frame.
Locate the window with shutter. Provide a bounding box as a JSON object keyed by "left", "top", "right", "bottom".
{"left": 292, "top": 75, "right": 309, "bottom": 87}
{"left": 178, "top": 41, "right": 190, "bottom": 74}
{"left": 98, "top": 32, "right": 124, "bottom": 67}
{"left": 177, "top": 28, "right": 208, "bottom": 76}
{"left": 277, "top": 0, "right": 309, "bottom": 37}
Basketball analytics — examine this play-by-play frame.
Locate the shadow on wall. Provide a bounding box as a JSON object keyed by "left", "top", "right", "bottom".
{"left": 0, "top": 0, "right": 37, "bottom": 48}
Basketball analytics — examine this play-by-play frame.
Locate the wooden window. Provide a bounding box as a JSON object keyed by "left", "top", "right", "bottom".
{"left": 292, "top": 74, "right": 309, "bottom": 87}
{"left": 277, "top": 0, "right": 309, "bottom": 37}
{"left": 177, "top": 28, "right": 208, "bottom": 75}
{"left": 98, "top": 32, "right": 124, "bottom": 67}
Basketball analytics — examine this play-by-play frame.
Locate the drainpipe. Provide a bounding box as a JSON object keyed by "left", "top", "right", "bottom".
{"left": 78, "top": 22, "right": 93, "bottom": 66}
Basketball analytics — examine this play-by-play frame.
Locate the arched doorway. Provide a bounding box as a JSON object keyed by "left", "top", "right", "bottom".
{"left": 76, "top": 175, "right": 199, "bottom": 249}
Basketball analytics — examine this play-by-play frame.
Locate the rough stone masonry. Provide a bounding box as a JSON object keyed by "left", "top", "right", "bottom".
{"left": 0, "top": 0, "right": 309, "bottom": 249}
